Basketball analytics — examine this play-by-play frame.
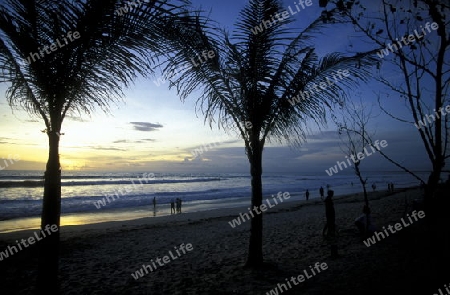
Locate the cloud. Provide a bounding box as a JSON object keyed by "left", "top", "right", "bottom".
{"left": 0, "top": 137, "right": 36, "bottom": 145}
{"left": 130, "top": 122, "right": 163, "bottom": 132}
{"left": 89, "top": 146, "right": 127, "bottom": 151}
{"left": 113, "top": 138, "right": 156, "bottom": 144}
{"left": 113, "top": 140, "right": 128, "bottom": 144}
{"left": 306, "top": 130, "right": 340, "bottom": 141}
{"left": 0, "top": 137, "right": 13, "bottom": 144}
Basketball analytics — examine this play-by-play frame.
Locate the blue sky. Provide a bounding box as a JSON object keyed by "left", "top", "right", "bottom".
{"left": 0, "top": 0, "right": 436, "bottom": 174}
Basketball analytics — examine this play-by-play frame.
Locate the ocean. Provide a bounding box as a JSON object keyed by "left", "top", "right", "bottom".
{"left": 0, "top": 170, "right": 426, "bottom": 232}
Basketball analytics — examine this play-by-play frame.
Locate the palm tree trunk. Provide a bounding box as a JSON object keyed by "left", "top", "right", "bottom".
{"left": 245, "top": 141, "right": 264, "bottom": 267}
{"left": 37, "top": 131, "right": 61, "bottom": 293}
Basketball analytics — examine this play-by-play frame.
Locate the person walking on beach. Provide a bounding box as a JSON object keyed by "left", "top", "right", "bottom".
{"left": 372, "top": 183, "right": 376, "bottom": 192}
{"left": 319, "top": 186, "right": 324, "bottom": 200}
{"left": 305, "top": 189, "right": 310, "bottom": 201}
{"left": 170, "top": 199, "right": 175, "bottom": 214}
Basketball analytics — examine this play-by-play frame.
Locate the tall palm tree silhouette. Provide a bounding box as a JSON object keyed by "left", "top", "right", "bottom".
{"left": 0, "top": 0, "right": 193, "bottom": 291}
{"left": 163, "top": 0, "right": 376, "bottom": 267}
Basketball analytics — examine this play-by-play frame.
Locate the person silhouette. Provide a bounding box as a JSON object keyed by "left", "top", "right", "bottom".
{"left": 176, "top": 198, "right": 182, "bottom": 213}
{"left": 152, "top": 197, "right": 156, "bottom": 216}
{"left": 305, "top": 189, "right": 310, "bottom": 201}
{"left": 170, "top": 199, "right": 175, "bottom": 214}
{"left": 323, "top": 190, "right": 336, "bottom": 238}
{"left": 319, "top": 186, "right": 324, "bottom": 200}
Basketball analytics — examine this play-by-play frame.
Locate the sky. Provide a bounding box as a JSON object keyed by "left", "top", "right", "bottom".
{"left": 0, "top": 0, "right": 438, "bottom": 175}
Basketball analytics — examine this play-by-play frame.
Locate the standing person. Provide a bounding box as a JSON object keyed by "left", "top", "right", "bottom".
{"left": 372, "top": 183, "right": 376, "bottom": 192}
{"left": 152, "top": 197, "right": 156, "bottom": 216}
{"left": 170, "top": 199, "right": 175, "bottom": 214}
{"left": 323, "top": 189, "right": 338, "bottom": 257}
{"left": 323, "top": 190, "right": 336, "bottom": 238}
{"left": 176, "top": 198, "right": 182, "bottom": 213}
{"left": 319, "top": 186, "right": 324, "bottom": 200}
{"left": 305, "top": 189, "right": 310, "bottom": 201}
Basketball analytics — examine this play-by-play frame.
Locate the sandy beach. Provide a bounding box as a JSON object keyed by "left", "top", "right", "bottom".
{"left": 0, "top": 186, "right": 448, "bottom": 294}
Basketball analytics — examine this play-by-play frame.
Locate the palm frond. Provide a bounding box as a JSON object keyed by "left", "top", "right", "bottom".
{"left": 0, "top": 0, "right": 191, "bottom": 129}
{"left": 162, "top": 0, "right": 377, "bottom": 150}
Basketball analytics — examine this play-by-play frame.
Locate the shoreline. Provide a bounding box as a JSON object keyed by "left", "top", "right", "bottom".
{"left": 0, "top": 186, "right": 419, "bottom": 239}
{"left": 1, "top": 186, "right": 436, "bottom": 294}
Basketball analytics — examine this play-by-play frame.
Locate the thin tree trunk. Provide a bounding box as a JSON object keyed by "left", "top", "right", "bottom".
{"left": 37, "top": 131, "right": 61, "bottom": 293}
{"left": 245, "top": 141, "right": 263, "bottom": 267}
{"left": 354, "top": 164, "right": 368, "bottom": 207}
{"left": 361, "top": 183, "right": 370, "bottom": 233}
{"left": 354, "top": 162, "right": 370, "bottom": 232}
{"left": 424, "top": 167, "right": 441, "bottom": 215}
{"left": 425, "top": 10, "right": 446, "bottom": 212}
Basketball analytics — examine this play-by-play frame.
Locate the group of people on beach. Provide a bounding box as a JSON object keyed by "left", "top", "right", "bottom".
{"left": 321, "top": 186, "right": 375, "bottom": 244}
{"left": 387, "top": 182, "right": 395, "bottom": 192}
{"left": 316, "top": 184, "right": 374, "bottom": 236}
{"left": 304, "top": 185, "right": 327, "bottom": 201}
{"left": 171, "top": 198, "right": 182, "bottom": 214}
{"left": 152, "top": 197, "right": 183, "bottom": 214}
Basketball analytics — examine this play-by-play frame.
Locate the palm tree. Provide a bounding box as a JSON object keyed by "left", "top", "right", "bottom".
{"left": 163, "top": 0, "right": 377, "bottom": 267}
{"left": 0, "top": 0, "right": 192, "bottom": 291}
